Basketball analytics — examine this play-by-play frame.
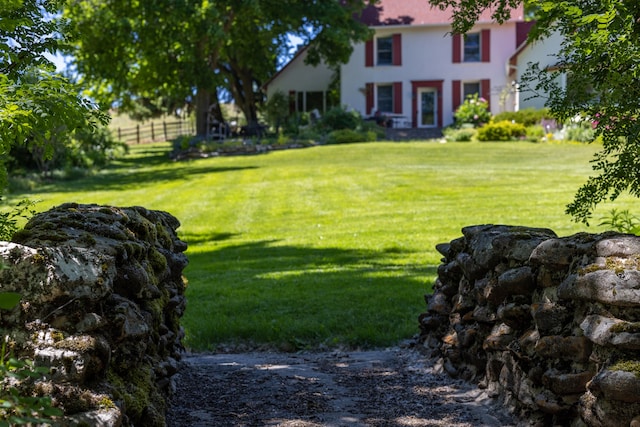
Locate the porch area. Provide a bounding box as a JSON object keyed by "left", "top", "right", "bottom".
{"left": 384, "top": 127, "right": 443, "bottom": 141}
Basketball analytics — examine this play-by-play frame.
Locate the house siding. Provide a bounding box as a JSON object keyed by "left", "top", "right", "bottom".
{"left": 341, "top": 22, "right": 520, "bottom": 127}
{"left": 264, "top": 48, "right": 334, "bottom": 103}
{"left": 511, "top": 30, "right": 563, "bottom": 111}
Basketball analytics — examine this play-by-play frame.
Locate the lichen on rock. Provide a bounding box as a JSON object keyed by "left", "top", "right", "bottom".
{"left": 1, "top": 203, "right": 188, "bottom": 426}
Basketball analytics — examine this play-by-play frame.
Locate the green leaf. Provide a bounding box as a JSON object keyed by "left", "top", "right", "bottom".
{"left": 0, "top": 292, "right": 20, "bottom": 310}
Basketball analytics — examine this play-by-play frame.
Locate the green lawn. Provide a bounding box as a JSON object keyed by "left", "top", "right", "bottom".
{"left": 4, "top": 140, "right": 635, "bottom": 351}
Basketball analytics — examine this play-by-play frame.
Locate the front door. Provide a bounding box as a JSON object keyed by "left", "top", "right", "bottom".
{"left": 417, "top": 88, "right": 437, "bottom": 127}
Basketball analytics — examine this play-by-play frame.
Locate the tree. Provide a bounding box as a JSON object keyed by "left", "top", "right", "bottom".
{"left": 429, "top": 0, "right": 640, "bottom": 224}
{"left": 63, "top": 0, "right": 372, "bottom": 136}
{"left": 0, "top": 0, "right": 105, "bottom": 190}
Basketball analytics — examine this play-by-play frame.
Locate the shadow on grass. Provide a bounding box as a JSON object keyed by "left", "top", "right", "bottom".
{"left": 182, "top": 238, "right": 437, "bottom": 352}
{"left": 179, "top": 232, "right": 239, "bottom": 246}
{"left": 43, "top": 161, "right": 258, "bottom": 192}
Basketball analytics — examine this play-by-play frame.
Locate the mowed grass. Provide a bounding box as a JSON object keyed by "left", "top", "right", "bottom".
{"left": 4, "top": 140, "right": 635, "bottom": 351}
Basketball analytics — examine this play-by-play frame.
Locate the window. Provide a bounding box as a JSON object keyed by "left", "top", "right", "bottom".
{"left": 463, "top": 82, "right": 480, "bottom": 99}
{"left": 377, "top": 36, "right": 393, "bottom": 65}
{"left": 464, "top": 33, "right": 481, "bottom": 62}
{"left": 306, "top": 91, "right": 324, "bottom": 112}
{"left": 294, "top": 91, "right": 327, "bottom": 113}
{"left": 377, "top": 84, "right": 393, "bottom": 113}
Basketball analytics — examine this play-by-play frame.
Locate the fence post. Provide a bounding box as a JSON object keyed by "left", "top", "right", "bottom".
{"left": 151, "top": 122, "right": 155, "bottom": 141}
{"left": 118, "top": 128, "right": 122, "bottom": 141}
{"left": 163, "top": 121, "right": 168, "bottom": 141}
{"left": 136, "top": 124, "right": 140, "bottom": 144}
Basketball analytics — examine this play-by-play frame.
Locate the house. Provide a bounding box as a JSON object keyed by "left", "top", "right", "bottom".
{"left": 265, "top": 0, "right": 561, "bottom": 129}
{"left": 507, "top": 30, "right": 564, "bottom": 111}
{"left": 263, "top": 46, "right": 339, "bottom": 116}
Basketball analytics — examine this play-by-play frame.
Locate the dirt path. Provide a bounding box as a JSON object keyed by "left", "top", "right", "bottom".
{"left": 166, "top": 346, "right": 518, "bottom": 427}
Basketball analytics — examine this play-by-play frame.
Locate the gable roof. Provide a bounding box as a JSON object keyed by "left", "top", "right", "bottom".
{"left": 358, "top": 0, "right": 525, "bottom": 27}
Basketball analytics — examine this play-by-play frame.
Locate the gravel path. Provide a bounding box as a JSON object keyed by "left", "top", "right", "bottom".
{"left": 166, "top": 346, "right": 519, "bottom": 427}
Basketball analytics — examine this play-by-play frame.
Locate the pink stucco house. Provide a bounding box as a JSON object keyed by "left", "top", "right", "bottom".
{"left": 265, "top": 1, "right": 561, "bottom": 129}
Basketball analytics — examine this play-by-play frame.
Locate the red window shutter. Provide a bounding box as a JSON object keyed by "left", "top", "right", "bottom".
{"left": 366, "top": 82, "right": 374, "bottom": 115}
{"left": 392, "top": 34, "right": 402, "bottom": 66}
{"left": 393, "top": 82, "right": 402, "bottom": 114}
{"left": 481, "top": 29, "right": 490, "bottom": 62}
{"left": 452, "top": 80, "right": 461, "bottom": 113}
{"left": 452, "top": 33, "right": 461, "bottom": 63}
{"left": 288, "top": 90, "right": 296, "bottom": 114}
{"left": 481, "top": 79, "right": 491, "bottom": 109}
{"left": 365, "top": 40, "right": 374, "bottom": 67}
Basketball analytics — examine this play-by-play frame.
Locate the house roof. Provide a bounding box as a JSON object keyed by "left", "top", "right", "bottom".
{"left": 358, "top": 0, "right": 524, "bottom": 27}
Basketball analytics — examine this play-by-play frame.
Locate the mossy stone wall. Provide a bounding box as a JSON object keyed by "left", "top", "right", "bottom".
{"left": 419, "top": 225, "right": 640, "bottom": 426}
{"left": 0, "top": 203, "right": 188, "bottom": 426}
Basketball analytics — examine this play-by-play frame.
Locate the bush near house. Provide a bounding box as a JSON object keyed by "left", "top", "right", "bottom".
{"left": 326, "top": 129, "right": 377, "bottom": 144}
{"left": 315, "top": 107, "right": 362, "bottom": 131}
{"left": 453, "top": 94, "right": 491, "bottom": 128}
{"left": 476, "top": 120, "right": 526, "bottom": 141}
{"left": 442, "top": 126, "right": 476, "bottom": 142}
{"left": 524, "top": 125, "right": 545, "bottom": 142}
{"left": 493, "top": 108, "right": 553, "bottom": 127}
{"left": 564, "top": 119, "right": 597, "bottom": 143}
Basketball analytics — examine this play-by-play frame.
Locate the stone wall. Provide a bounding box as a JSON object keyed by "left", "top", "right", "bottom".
{"left": 0, "top": 203, "right": 188, "bottom": 426}
{"left": 419, "top": 225, "right": 640, "bottom": 427}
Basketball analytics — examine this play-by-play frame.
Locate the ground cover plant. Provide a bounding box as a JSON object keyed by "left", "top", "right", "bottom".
{"left": 3, "top": 141, "right": 635, "bottom": 351}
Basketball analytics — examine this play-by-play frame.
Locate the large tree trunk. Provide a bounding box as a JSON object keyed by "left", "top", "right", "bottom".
{"left": 223, "top": 60, "right": 263, "bottom": 135}
{"left": 195, "top": 88, "right": 211, "bottom": 138}
{"left": 195, "top": 87, "right": 227, "bottom": 138}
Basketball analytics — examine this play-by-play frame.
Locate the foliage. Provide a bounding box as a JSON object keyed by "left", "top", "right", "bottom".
{"left": 476, "top": 120, "right": 526, "bottom": 141}
{"left": 0, "top": 295, "right": 61, "bottom": 425}
{"left": 493, "top": 108, "right": 552, "bottom": 127}
{"left": 0, "top": 0, "right": 107, "bottom": 194}
{"left": 261, "top": 91, "right": 290, "bottom": 136}
{"left": 453, "top": 94, "right": 491, "bottom": 127}
{"left": 563, "top": 118, "right": 597, "bottom": 143}
{"left": 0, "top": 351, "right": 62, "bottom": 425}
{"left": 524, "top": 125, "right": 545, "bottom": 142}
{"left": 325, "top": 129, "right": 377, "bottom": 144}
{"left": 599, "top": 209, "right": 640, "bottom": 235}
{"left": 0, "top": 200, "right": 38, "bottom": 242}
{"left": 428, "top": 0, "right": 640, "bottom": 224}
{"left": 63, "top": 0, "right": 372, "bottom": 133}
{"left": 315, "top": 107, "right": 363, "bottom": 132}
{"left": 443, "top": 127, "right": 476, "bottom": 142}
{"left": 8, "top": 125, "right": 127, "bottom": 179}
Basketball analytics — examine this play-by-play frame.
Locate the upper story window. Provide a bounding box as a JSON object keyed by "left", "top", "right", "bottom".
{"left": 464, "top": 33, "right": 481, "bottom": 62}
{"left": 377, "top": 36, "right": 393, "bottom": 65}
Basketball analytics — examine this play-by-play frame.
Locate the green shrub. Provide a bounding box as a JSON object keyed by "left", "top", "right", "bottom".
{"left": 443, "top": 127, "right": 476, "bottom": 142}
{"left": 0, "top": 199, "right": 38, "bottom": 241}
{"left": 564, "top": 121, "right": 597, "bottom": 143}
{"left": 453, "top": 94, "right": 491, "bottom": 127}
{"left": 0, "top": 293, "right": 62, "bottom": 425}
{"left": 359, "top": 120, "right": 386, "bottom": 139}
{"left": 316, "top": 107, "right": 362, "bottom": 131}
{"left": 476, "top": 120, "right": 526, "bottom": 141}
{"left": 261, "top": 90, "right": 290, "bottom": 135}
{"left": 599, "top": 209, "right": 640, "bottom": 235}
{"left": 525, "top": 125, "right": 545, "bottom": 142}
{"left": 326, "top": 129, "right": 376, "bottom": 144}
{"left": 493, "top": 108, "right": 553, "bottom": 126}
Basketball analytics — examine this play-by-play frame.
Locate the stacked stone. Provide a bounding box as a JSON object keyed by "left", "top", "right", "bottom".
{"left": 419, "top": 225, "right": 640, "bottom": 426}
{"left": 0, "top": 203, "right": 188, "bottom": 426}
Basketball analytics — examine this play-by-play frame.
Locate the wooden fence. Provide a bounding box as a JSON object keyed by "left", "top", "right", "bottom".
{"left": 113, "top": 119, "right": 195, "bottom": 144}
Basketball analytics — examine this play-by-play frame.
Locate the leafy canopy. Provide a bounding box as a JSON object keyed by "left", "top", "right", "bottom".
{"left": 429, "top": 0, "right": 640, "bottom": 224}
{"left": 63, "top": 0, "right": 372, "bottom": 128}
{"left": 0, "top": 0, "right": 105, "bottom": 191}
